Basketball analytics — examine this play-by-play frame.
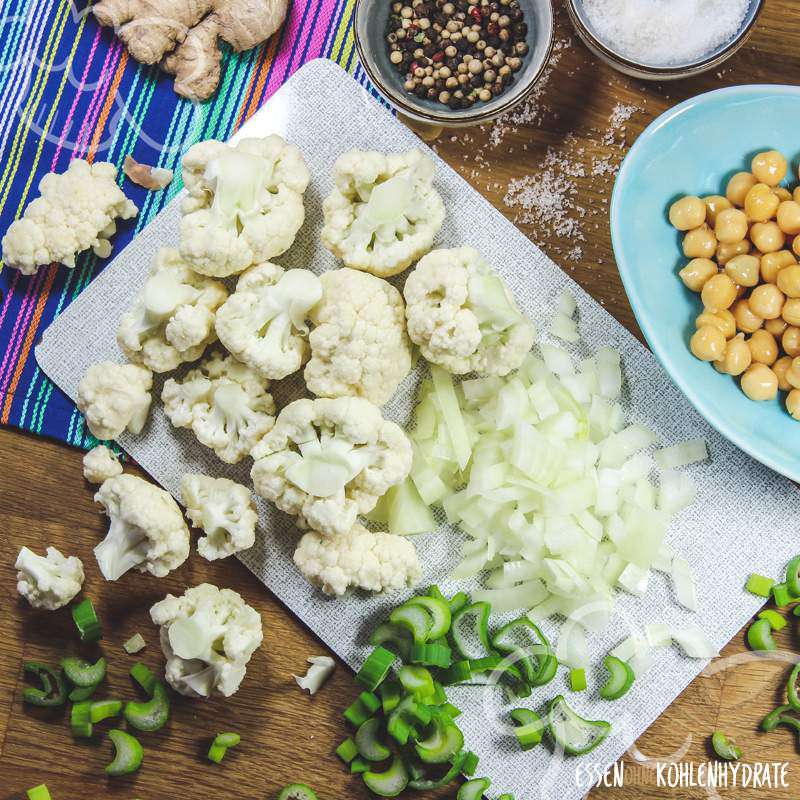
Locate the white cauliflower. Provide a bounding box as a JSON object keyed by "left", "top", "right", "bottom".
{"left": 179, "top": 136, "right": 310, "bottom": 278}
{"left": 293, "top": 655, "right": 336, "bottom": 695}
{"left": 82, "top": 444, "right": 123, "bottom": 484}
{"left": 15, "top": 546, "right": 85, "bottom": 610}
{"left": 94, "top": 474, "right": 190, "bottom": 581}
{"left": 117, "top": 247, "right": 228, "bottom": 372}
{"left": 404, "top": 246, "right": 535, "bottom": 376}
{"left": 150, "top": 583, "right": 263, "bottom": 698}
{"left": 250, "top": 397, "right": 412, "bottom": 538}
{"left": 294, "top": 523, "right": 421, "bottom": 597}
{"left": 162, "top": 350, "right": 275, "bottom": 464}
{"left": 304, "top": 268, "right": 412, "bottom": 406}
{"left": 2, "top": 159, "right": 138, "bottom": 275}
{"left": 215, "top": 262, "right": 322, "bottom": 380}
{"left": 76, "top": 362, "right": 153, "bottom": 441}
{"left": 320, "top": 149, "right": 445, "bottom": 277}
{"left": 181, "top": 473, "right": 258, "bottom": 561}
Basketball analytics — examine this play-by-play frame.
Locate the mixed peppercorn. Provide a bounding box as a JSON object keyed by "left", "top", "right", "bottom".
{"left": 385, "top": 0, "right": 530, "bottom": 110}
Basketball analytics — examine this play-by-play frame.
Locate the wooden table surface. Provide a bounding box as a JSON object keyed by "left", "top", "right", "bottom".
{"left": 3, "top": 1, "right": 800, "bottom": 798}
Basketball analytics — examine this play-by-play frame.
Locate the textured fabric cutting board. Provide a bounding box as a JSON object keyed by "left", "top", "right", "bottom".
{"left": 35, "top": 59, "right": 800, "bottom": 800}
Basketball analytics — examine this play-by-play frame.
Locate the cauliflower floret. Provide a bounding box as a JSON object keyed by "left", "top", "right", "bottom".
{"left": 150, "top": 583, "right": 263, "bottom": 698}
{"left": 94, "top": 474, "right": 190, "bottom": 581}
{"left": 181, "top": 473, "right": 258, "bottom": 561}
{"left": 215, "top": 262, "right": 322, "bottom": 380}
{"left": 15, "top": 546, "right": 85, "bottom": 610}
{"left": 83, "top": 444, "right": 123, "bottom": 484}
{"left": 250, "top": 397, "right": 412, "bottom": 538}
{"left": 320, "top": 149, "right": 445, "bottom": 277}
{"left": 293, "top": 655, "right": 336, "bottom": 695}
{"left": 294, "top": 523, "right": 421, "bottom": 597}
{"left": 179, "top": 136, "right": 310, "bottom": 278}
{"left": 162, "top": 350, "right": 275, "bottom": 464}
{"left": 2, "top": 159, "right": 138, "bottom": 275}
{"left": 76, "top": 362, "right": 153, "bottom": 441}
{"left": 304, "top": 268, "right": 412, "bottom": 406}
{"left": 404, "top": 246, "right": 535, "bottom": 376}
{"left": 117, "top": 247, "right": 228, "bottom": 372}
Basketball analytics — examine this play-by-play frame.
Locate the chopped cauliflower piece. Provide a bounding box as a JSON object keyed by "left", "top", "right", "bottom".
{"left": 150, "top": 583, "right": 263, "bottom": 698}
{"left": 294, "top": 524, "right": 421, "bottom": 597}
{"left": 305, "top": 268, "right": 412, "bottom": 406}
{"left": 94, "top": 474, "right": 190, "bottom": 581}
{"left": 76, "top": 362, "right": 153, "bottom": 441}
{"left": 83, "top": 444, "right": 123, "bottom": 484}
{"left": 179, "top": 136, "right": 310, "bottom": 277}
{"left": 320, "top": 149, "right": 444, "bottom": 277}
{"left": 117, "top": 247, "right": 228, "bottom": 373}
{"left": 162, "top": 350, "right": 275, "bottom": 464}
{"left": 293, "top": 655, "right": 335, "bottom": 695}
{"left": 250, "top": 397, "right": 412, "bottom": 538}
{"left": 215, "top": 262, "right": 322, "bottom": 380}
{"left": 181, "top": 473, "right": 258, "bottom": 561}
{"left": 2, "top": 159, "right": 138, "bottom": 275}
{"left": 404, "top": 246, "right": 535, "bottom": 375}
{"left": 15, "top": 546, "right": 84, "bottom": 610}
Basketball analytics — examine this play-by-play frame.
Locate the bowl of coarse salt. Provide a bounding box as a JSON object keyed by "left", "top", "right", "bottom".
{"left": 566, "top": 0, "right": 764, "bottom": 81}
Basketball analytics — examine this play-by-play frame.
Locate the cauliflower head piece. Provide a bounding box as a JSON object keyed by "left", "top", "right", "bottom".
{"left": 83, "top": 444, "right": 123, "bottom": 484}
{"left": 304, "top": 268, "right": 412, "bottom": 407}
{"left": 181, "top": 473, "right": 258, "bottom": 561}
{"left": 215, "top": 262, "right": 322, "bottom": 380}
{"left": 76, "top": 362, "right": 153, "bottom": 441}
{"left": 2, "top": 159, "right": 138, "bottom": 275}
{"left": 320, "top": 149, "right": 444, "bottom": 277}
{"left": 150, "top": 583, "right": 263, "bottom": 698}
{"left": 294, "top": 523, "right": 421, "bottom": 597}
{"left": 404, "top": 246, "right": 535, "bottom": 376}
{"left": 162, "top": 350, "right": 275, "bottom": 464}
{"left": 94, "top": 474, "right": 190, "bottom": 581}
{"left": 117, "top": 247, "right": 228, "bottom": 372}
{"left": 250, "top": 396, "right": 412, "bottom": 538}
{"left": 16, "top": 546, "right": 85, "bottom": 610}
{"left": 179, "top": 136, "right": 310, "bottom": 277}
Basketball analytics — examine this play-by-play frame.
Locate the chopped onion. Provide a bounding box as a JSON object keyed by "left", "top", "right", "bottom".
{"left": 123, "top": 633, "right": 146, "bottom": 654}
{"left": 672, "top": 625, "right": 718, "bottom": 659}
{"left": 658, "top": 471, "right": 697, "bottom": 515}
{"left": 654, "top": 438, "right": 708, "bottom": 471}
{"left": 540, "top": 343, "right": 575, "bottom": 376}
{"left": 555, "top": 620, "right": 589, "bottom": 669}
{"left": 645, "top": 623, "right": 672, "bottom": 648}
{"left": 671, "top": 556, "right": 697, "bottom": 612}
{"left": 617, "top": 563, "right": 650, "bottom": 597}
{"left": 628, "top": 647, "right": 655, "bottom": 678}
{"left": 473, "top": 580, "right": 548, "bottom": 613}
{"left": 551, "top": 314, "right": 580, "bottom": 343}
{"left": 610, "top": 635, "right": 646, "bottom": 662}
{"left": 556, "top": 289, "right": 577, "bottom": 317}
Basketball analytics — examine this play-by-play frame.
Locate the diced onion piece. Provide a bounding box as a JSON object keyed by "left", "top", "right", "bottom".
{"left": 610, "top": 635, "right": 646, "bottom": 662}
{"left": 555, "top": 620, "right": 588, "bottom": 669}
{"left": 597, "top": 347, "right": 622, "bottom": 399}
{"left": 671, "top": 556, "right": 697, "bottom": 612}
{"left": 551, "top": 314, "right": 580, "bottom": 343}
{"left": 600, "top": 425, "right": 656, "bottom": 469}
{"left": 540, "top": 343, "right": 575, "bottom": 376}
{"left": 123, "top": 633, "right": 146, "bottom": 654}
{"left": 617, "top": 563, "right": 650, "bottom": 597}
{"left": 628, "top": 647, "right": 655, "bottom": 678}
{"left": 651, "top": 542, "right": 674, "bottom": 573}
{"left": 557, "top": 289, "right": 577, "bottom": 317}
{"left": 645, "top": 623, "right": 672, "bottom": 648}
{"left": 472, "top": 580, "right": 548, "bottom": 614}
{"left": 654, "top": 438, "right": 708, "bottom": 471}
{"left": 658, "top": 471, "right": 697, "bottom": 515}
{"left": 431, "top": 366, "right": 471, "bottom": 470}
{"left": 672, "top": 625, "right": 719, "bottom": 659}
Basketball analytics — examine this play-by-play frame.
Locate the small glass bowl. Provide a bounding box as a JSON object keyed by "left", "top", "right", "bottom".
{"left": 354, "top": 0, "right": 555, "bottom": 127}
{"left": 566, "top": 0, "right": 765, "bottom": 81}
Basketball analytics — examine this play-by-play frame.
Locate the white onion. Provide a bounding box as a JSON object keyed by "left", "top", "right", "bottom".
{"left": 672, "top": 625, "right": 718, "bottom": 659}
{"left": 654, "top": 438, "right": 708, "bottom": 471}
{"left": 671, "top": 556, "right": 697, "bottom": 612}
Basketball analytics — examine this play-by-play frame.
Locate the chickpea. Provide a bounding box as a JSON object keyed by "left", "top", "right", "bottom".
{"left": 787, "top": 357, "right": 800, "bottom": 389}
{"left": 732, "top": 298, "right": 764, "bottom": 333}
{"left": 669, "top": 196, "right": 706, "bottom": 230}
{"left": 683, "top": 224, "right": 717, "bottom": 258}
{"left": 794, "top": 186, "right": 800, "bottom": 204}
{"left": 765, "top": 317, "right": 788, "bottom": 337}
{"left": 751, "top": 150, "right": 788, "bottom": 186}
{"left": 678, "top": 258, "right": 717, "bottom": 292}
{"left": 782, "top": 326, "right": 800, "bottom": 357}
{"left": 750, "top": 221, "right": 786, "bottom": 253}
{"left": 774, "top": 355, "right": 793, "bottom": 390}
{"left": 786, "top": 389, "right": 800, "bottom": 420}
{"left": 749, "top": 283, "right": 785, "bottom": 319}
{"left": 777, "top": 200, "right": 800, "bottom": 235}
{"left": 696, "top": 308, "right": 736, "bottom": 339}
{"left": 793, "top": 235, "right": 800, "bottom": 259}
{"left": 744, "top": 183, "right": 780, "bottom": 222}
{"left": 716, "top": 240, "right": 751, "bottom": 265}
{"left": 690, "top": 325, "right": 727, "bottom": 361}
{"left": 703, "top": 195, "right": 732, "bottom": 227}
{"left": 715, "top": 333, "right": 751, "bottom": 376}
{"left": 760, "top": 250, "right": 796, "bottom": 283}
{"left": 726, "top": 171, "right": 757, "bottom": 206}
{"left": 747, "top": 329, "right": 779, "bottom": 365}
{"left": 701, "top": 273, "right": 737, "bottom": 311}
{"left": 782, "top": 298, "right": 800, "bottom": 326}
{"left": 714, "top": 208, "right": 748, "bottom": 243}
{"left": 777, "top": 264, "right": 800, "bottom": 298}
{"left": 740, "top": 363, "right": 779, "bottom": 401}
{"left": 774, "top": 186, "right": 793, "bottom": 203}
{"left": 724, "top": 254, "right": 760, "bottom": 287}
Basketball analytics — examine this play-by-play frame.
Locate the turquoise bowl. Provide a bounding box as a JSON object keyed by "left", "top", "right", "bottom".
{"left": 611, "top": 85, "right": 800, "bottom": 482}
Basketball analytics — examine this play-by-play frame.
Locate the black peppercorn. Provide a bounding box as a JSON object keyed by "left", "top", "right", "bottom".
{"left": 415, "top": 84, "right": 428, "bottom": 97}
{"left": 448, "top": 95, "right": 462, "bottom": 108}
{"left": 469, "top": 74, "right": 482, "bottom": 88}
{"left": 512, "top": 21, "right": 526, "bottom": 37}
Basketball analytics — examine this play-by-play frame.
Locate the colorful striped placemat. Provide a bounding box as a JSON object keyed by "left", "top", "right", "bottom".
{"left": 0, "top": 0, "right": 373, "bottom": 448}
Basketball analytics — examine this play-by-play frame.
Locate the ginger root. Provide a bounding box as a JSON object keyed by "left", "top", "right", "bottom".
{"left": 92, "top": 0, "right": 288, "bottom": 101}
{"left": 123, "top": 155, "right": 174, "bottom": 191}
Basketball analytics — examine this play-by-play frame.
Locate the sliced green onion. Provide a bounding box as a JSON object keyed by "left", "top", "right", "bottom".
{"left": 123, "top": 633, "right": 146, "bottom": 654}
{"left": 207, "top": 732, "right": 240, "bottom": 763}
{"left": 387, "top": 696, "right": 430, "bottom": 745}
{"left": 788, "top": 664, "right": 800, "bottom": 710}
{"left": 386, "top": 713, "right": 413, "bottom": 746}
{"left": 497, "top": 795, "right": 516, "bottom": 800}
{"left": 71, "top": 598, "right": 102, "bottom": 643}
{"left": 22, "top": 662, "right": 66, "bottom": 707}
{"left": 441, "top": 659, "right": 472, "bottom": 685}
{"left": 68, "top": 683, "right": 99, "bottom": 702}
{"left": 529, "top": 652, "right": 558, "bottom": 687}
{"left": 389, "top": 605, "right": 432, "bottom": 644}
{"left": 547, "top": 695, "right": 611, "bottom": 756}
{"left": 492, "top": 617, "right": 551, "bottom": 685}
{"left": 410, "top": 642, "right": 452, "bottom": 668}
{"left": 448, "top": 592, "right": 470, "bottom": 614}
{"left": 450, "top": 602, "right": 492, "bottom": 660}
{"left": 746, "top": 573, "right": 775, "bottom": 598}
{"left": 415, "top": 711, "right": 464, "bottom": 764}
{"left": 27, "top": 786, "right": 52, "bottom": 800}
{"left": 569, "top": 668, "right": 587, "bottom": 692}
{"left": 429, "top": 680, "right": 447, "bottom": 705}
{"left": 461, "top": 750, "right": 479, "bottom": 776}
{"left": 90, "top": 699, "right": 122, "bottom": 724}
{"left": 758, "top": 609, "right": 787, "bottom": 631}
{"left": 105, "top": 729, "right": 143, "bottom": 776}
{"left": 510, "top": 707, "right": 543, "bottom": 750}
{"left": 747, "top": 618, "right": 777, "bottom": 652}
{"left": 600, "top": 655, "right": 635, "bottom": 700}
{"left": 772, "top": 582, "right": 792, "bottom": 608}
{"left": 787, "top": 555, "right": 800, "bottom": 597}
{"left": 336, "top": 737, "right": 359, "bottom": 763}
{"left": 379, "top": 680, "right": 402, "bottom": 714}
{"left": 344, "top": 692, "right": 381, "bottom": 727}
{"left": 61, "top": 656, "right": 106, "bottom": 688}
{"left": 427, "top": 585, "right": 445, "bottom": 600}
{"left": 124, "top": 677, "right": 170, "bottom": 732}
{"left": 276, "top": 784, "right": 318, "bottom": 800}
{"left": 457, "top": 777, "right": 492, "bottom": 800}
{"left": 441, "top": 702, "right": 462, "bottom": 719}
{"left": 409, "top": 751, "right": 465, "bottom": 790}
{"left": 711, "top": 730, "right": 742, "bottom": 761}
{"left": 356, "top": 647, "right": 396, "bottom": 691}
{"left": 762, "top": 704, "right": 793, "bottom": 732}
{"left": 129, "top": 662, "right": 157, "bottom": 694}
{"left": 70, "top": 701, "right": 93, "bottom": 738}
{"left": 355, "top": 717, "right": 391, "bottom": 762}
{"left": 398, "top": 665, "right": 435, "bottom": 698}
{"left": 363, "top": 756, "right": 410, "bottom": 797}
{"left": 404, "top": 595, "right": 452, "bottom": 639}
{"left": 370, "top": 623, "right": 412, "bottom": 661}
{"left": 351, "top": 757, "right": 371, "bottom": 774}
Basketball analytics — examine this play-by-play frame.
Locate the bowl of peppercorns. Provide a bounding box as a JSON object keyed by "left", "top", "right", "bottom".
{"left": 354, "top": 0, "right": 554, "bottom": 126}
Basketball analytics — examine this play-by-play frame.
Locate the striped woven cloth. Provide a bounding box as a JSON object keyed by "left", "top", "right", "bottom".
{"left": 0, "top": 0, "right": 375, "bottom": 448}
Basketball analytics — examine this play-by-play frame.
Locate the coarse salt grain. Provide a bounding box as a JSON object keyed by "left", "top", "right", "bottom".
{"left": 581, "top": 0, "right": 750, "bottom": 67}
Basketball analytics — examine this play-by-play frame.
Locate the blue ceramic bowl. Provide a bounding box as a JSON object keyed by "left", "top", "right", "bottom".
{"left": 611, "top": 85, "right": 800, "bottom": 481}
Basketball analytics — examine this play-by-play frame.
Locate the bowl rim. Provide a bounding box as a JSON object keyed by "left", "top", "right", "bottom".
{"left": 566, "top": 0, "right": 764, "bottom": 77}
{"left": 353, "top": 0, "right": 556, "bottom": 126}
{"left": 610, "top": 83, "right": 800, "bottom": 482}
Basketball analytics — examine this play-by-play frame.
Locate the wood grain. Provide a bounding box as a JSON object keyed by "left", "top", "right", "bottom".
{"left": 3, "top": 1, "right": 800, "bottom": 797}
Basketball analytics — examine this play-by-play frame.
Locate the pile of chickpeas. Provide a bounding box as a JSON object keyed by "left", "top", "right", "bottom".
{"left": 670, "top": 149, "right": 800, "bottom": 420}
